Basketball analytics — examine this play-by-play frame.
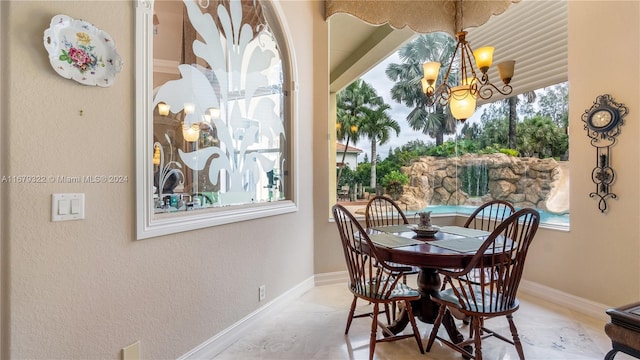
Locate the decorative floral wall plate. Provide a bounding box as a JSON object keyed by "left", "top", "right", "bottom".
{"left": 43, "top": 15, "right": 123, "bottom": 87}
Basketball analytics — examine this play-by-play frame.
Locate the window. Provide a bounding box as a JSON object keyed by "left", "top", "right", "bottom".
{"left": 136, "top": 0, "right": 297, "bottom": 239}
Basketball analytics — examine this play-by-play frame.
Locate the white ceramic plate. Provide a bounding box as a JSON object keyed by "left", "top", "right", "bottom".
{"left": 43, "top": 14, "right": 123, "bottom": 87}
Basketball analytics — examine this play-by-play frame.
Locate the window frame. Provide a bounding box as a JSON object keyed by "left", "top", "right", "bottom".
{"left": 135, "top": 0, "right": 298, "bottom": 239}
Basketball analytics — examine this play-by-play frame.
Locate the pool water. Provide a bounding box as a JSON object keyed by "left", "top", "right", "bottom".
{"left": 415, "top": 205, "right": 570, "bottom": 227}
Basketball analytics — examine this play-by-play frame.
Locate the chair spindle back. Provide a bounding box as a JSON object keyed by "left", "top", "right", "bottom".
{"left": 445, "top": 208, "right": 540, "bottom": 313}
{"left": 365, "top": 195, "right": 409, "bottom": 228}
{"left": 464, "top": 199, "right": 515, "bottom": 232}
{"left": 333, "top": 204, "right": 408, "bottom": 300}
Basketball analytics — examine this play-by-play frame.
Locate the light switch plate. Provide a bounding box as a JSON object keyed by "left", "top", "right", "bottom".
{"left": 122, "top": 341, "right": 140, "bottom": 360}
{"left": 51, "top": 193, "right": 85, "bottom": 221}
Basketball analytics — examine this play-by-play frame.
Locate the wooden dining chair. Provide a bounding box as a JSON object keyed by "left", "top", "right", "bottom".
{"left": 456, "top": 199, "right": 516, "bottom": 293}
{"left": 426, "top": 208, "right": 540, "bottom": 360}
{"left": 365, "top": 195, "right": 410, "bottom": 228}
{"left": 455, "top": 199, "right": 517, "bottom": 319}
{"left": 365, "top": 195, "right": 420, "bottom": 320}
{"left": 364, "top": 195, "right": 420, "bottom": 277}
{"left": 333, "top": 204, "right": 425, "bottom": 360}
{"left": 464, "top": 199, "right": 515, "bottom": 232}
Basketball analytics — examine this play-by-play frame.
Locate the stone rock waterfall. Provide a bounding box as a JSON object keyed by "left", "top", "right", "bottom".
{"left": 396, "top": 153, "right": 564, "bottom": 212}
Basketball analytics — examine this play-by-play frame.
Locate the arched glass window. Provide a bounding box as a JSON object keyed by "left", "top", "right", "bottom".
{"left": 136, "top": 0, "right": 297, "bottom": 239}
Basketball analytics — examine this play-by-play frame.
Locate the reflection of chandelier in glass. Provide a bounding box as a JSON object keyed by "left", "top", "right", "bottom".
{"left": 153, "top": 144, "right": 161, "bottom": 165}
{"left": 157, "top": 102, "right": 170, "bottom": 116}
{"left": 421, "top": 0, "right": 515, "bottom": 121}
{"left": 181, "top": 102, "right": 200, "bottom": 142}
{"left": 182, "top": 123, "right": 200, "bottom": 142}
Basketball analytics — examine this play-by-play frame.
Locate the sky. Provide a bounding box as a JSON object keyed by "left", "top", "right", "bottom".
{"left": 353, "top": 52, "right": 484, "bottom": 162}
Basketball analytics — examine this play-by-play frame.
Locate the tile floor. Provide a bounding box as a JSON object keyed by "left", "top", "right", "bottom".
{"left": 214, "top": 280, "right": 632, "bottom": 360}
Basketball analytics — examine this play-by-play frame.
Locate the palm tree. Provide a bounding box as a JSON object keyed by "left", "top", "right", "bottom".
{"left": 517, "top": 116, "right": 566, "bottom": 158}
{"left": 336, "top": 80, "right": 383, "bottom": 184}
{"left": 506, "top": 91, "right": 536, "bottom": 149}
{"left": 386, "top": 33, "right": 458, "bottom": 145}
{"left": 360, "top": 104, "right": 401, "bottom": 189}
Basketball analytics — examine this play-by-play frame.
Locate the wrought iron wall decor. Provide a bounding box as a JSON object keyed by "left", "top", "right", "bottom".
{"left": 582, "top": 94, "right": 628, "bottom": 213}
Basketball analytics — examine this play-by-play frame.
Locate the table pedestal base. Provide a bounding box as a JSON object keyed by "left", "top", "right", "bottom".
{"left": 388, "top": 267, "right": 464, "bottom": 345}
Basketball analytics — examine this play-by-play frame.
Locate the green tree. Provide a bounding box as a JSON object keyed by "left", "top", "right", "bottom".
{"left": 478, "top": 109, "right": 509, "bottom": 149}
{"left": 386, "top": 33, "right": 458, "bottom": 145}
{"left": 537, "top": 82, "right": 569, "bottom": 129}
{"left": 507, "top": 91, "right": 536, "bottom": 149}
{"left": 459, "top": 122, "right": 482, "bottom": 141}
{"left": 354, "top": 162, "right": 372, "bottom": 187}
{"left": 381, "top": 170, "right": 409, "bottom": 200}
{"left": 360, "top": 104, "right": 401, "bottom": 189}
{"left": 336, "top": 79, "right": 383, "bottom": 184}
{"left": 375, "top": 158, "right": 402, "bottom": 191}
{"left": 517, "top": 116, "right": 568, "bottom": 158}
{"left": 337, "top": 166, "right": 355, "bottom": 188}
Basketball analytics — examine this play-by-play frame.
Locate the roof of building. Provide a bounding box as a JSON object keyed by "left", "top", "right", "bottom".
{"left": 336, "top": 142, "right": 363, "bottom": 153}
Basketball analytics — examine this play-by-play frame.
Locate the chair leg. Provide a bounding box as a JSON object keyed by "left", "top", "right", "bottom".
{"left": 472, "top": 316, "right": 483, "bottom": 360}
{"left": 345, "top": 295, "right": 358, "bottom": 334}
{"left": 390, "top": 302, "right": 396, "bottom": 322}
{"left": 507, "top": 314, "right": 525, "bottom": 360}
{"left": 369, "top": 303, "right": 379, "bottom": 360}
{"left": 426, "top": 303, "right": 447, "bottom": 351}
{"left": 404, "top": 300, "right": 425, "bottom": 354}
{"left": 384, "top": 303, "right": 391, "bottom": 324}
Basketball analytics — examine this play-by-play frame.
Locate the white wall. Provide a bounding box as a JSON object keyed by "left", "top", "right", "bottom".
{"left": 1, "top": 0, "right": 315, "bottom": 358}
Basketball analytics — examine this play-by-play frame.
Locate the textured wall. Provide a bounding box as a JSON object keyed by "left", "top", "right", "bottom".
{"left": 1, "top": 0, "right": 314, "bottom": 358}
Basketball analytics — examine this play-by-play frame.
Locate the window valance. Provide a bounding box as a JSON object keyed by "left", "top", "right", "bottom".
{"left": 325, "top": 0, "right": 518, "bottom": 35}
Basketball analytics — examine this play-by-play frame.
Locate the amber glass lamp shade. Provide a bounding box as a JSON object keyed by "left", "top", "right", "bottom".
{"left": 473, "top": 46, "right": 494, "bottom": 73}
{"left": 422, "top": 62, "right": 441, "bottom": 87}
{"left": 449, "top": 85, "right": 477, "bottom": 121}
{"left": 497, "top": 60, "right": 516, "bottom": 85}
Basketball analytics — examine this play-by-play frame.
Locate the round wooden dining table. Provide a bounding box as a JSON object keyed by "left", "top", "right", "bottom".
{"left": 366, "top": 226, "right": 491, "bottom": 346}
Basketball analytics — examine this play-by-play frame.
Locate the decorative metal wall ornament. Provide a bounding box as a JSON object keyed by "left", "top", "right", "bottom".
{"left": 582, "top": 94, "right": 629, "bottom": 213}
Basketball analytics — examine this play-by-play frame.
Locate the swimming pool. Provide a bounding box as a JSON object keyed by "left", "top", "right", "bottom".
{"left": 412, "top": 205, "right": 570, "bottom": 227}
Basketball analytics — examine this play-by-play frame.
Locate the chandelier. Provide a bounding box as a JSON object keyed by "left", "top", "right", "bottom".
{"left": 421, "top": 1, "right": 515, "bottom": 121}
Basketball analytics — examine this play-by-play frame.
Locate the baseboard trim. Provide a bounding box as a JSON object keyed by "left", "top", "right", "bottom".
{"left": 314, "top": 270, "right": 348, "bottom": 286}
{"left": 519, "top": 279, "right": 610, "bottom": 322}
{"left": 180, "top": 273, "right": 610, "bottom": 359}
{"left": 178, "top": 276, "right": 315, "bottom": 360}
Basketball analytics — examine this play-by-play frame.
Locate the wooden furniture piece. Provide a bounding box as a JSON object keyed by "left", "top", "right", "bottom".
{"left": 367, "top": 224, "right": 508, "bottom": 348}
{"left": 337, "top": 185, "right": 350, "bottom": 202}
{"left": 365, "top": 195, "right": 420, "bottom": 319}
{"left": 365, "top": 195, "right": 420, "bottom": 278}
{"left": 365, "top": 195, "right": 409, "bottom": 228}
{"left": 463, "top": 199, "right": 515, "bottom": 232}
{"left": 605, "top": 301, "right": 640, "bottom": 360}
{"left": 425, "top": 208, "right": 540, "bottom": 360}
{"left": 456, "top": 199, "right": 517, "bottom": 324}
{"left": 332, "top": 204, "right": 424, "bottom": 360}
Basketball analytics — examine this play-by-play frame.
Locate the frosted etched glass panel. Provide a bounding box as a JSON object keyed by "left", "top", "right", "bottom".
{"left": 136, "top": 0, "right": 296, "bottom": 239}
